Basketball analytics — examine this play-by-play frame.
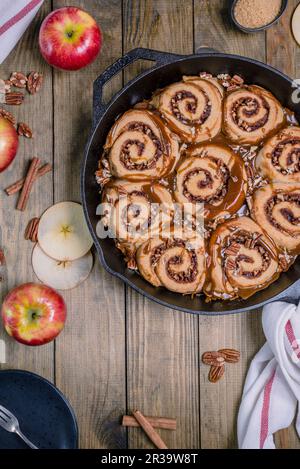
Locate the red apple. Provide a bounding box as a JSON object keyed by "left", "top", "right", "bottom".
{"left": 1, "top": 283, "right": 66, "bottom": 346}
{"left": 39, "top": 7, "right": 102, "bottom": 71}
{"left": 0, "top": 117, "right": 19, "bottom": 173}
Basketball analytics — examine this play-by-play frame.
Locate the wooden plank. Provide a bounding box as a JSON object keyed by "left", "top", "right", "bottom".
{"left": 52, "top": 0, "right": 126, "bottom": 448}
{"left": 194, "top": 0, "right": 266, "bottom": 449}
{"left": 123, "top": 0, "right": 200, "bottom": 449}
{"left": 267, "top": 0, "right": 300, "bottom": 450}
{"left": 0, "top": 2, "right": 54, "bottom": 379}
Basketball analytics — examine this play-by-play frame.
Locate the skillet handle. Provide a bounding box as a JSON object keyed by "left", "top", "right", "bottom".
{"left": 93, "top": 48, "right": 183, "bottom": 128}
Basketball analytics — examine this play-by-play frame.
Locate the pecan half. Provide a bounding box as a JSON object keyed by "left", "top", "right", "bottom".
{"left": 231, "top": 74, "right": 244, "bottom": 85}
{"left": 17, "top": 122, "right": 33, "bottom": 138}
{"left": 218, "top": 348, "right": 240, "bottom": 363}
{"left": 10, "top": 72, "right": 27, "bottom": 88}
{"left": 0, "top": 108, "right": 16, "bottom": 124}
{"left": 209, "top": 365, "right": 225, "bottom": 383}
{"left": 5, "top": 91, "right": 24, "bottom": 105}
{"left": 27, "top": 72, "right": 43, "bottom": 94}
{"left": 202, "top": 351, "right": 225, "bottom": 367}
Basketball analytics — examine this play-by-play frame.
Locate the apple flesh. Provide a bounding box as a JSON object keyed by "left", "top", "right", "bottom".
{"left": 39, "top": 7, "right": 102, "bottom": 71}
{"left": 1, "top": 283, "right": 66, "bottom": 346}
{"left": 0, "top": 117, "right": 19, "bottom": 172}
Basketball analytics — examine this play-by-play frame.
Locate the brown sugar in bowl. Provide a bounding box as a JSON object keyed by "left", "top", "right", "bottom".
{"left": 229, "top": 0, "right": 287, "bottom": 33}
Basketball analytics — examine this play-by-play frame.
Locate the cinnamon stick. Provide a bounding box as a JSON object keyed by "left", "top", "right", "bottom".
{"left": 17, "top": 157, "right": 40, "bottom": 211}
{"left": 132, "top": 410, "right": 168, "bottom": 449}
{"left": 25, "top": 217, "right": 39, "bottom": 241}
{"left": 122, "top": 415, "right": 176, "bottom": 430}
{"left": 5, "top": 163, "right": 52, "bottom": 196}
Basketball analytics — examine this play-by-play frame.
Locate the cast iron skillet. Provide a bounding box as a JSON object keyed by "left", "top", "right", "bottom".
{"left": 81, "top": 47, "right": 300, "bottom": 315}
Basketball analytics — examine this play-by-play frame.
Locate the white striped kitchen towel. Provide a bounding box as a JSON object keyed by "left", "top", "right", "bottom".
{"left": 0, "top": 0, "right": 44, "bottom": 64}
{"left": 237, "top": 301, "right": 300, "bottom": 448}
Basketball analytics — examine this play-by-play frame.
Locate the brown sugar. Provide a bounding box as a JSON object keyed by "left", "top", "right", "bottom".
{"left": 234, "top": 0, "right": 282, "bottom": 29}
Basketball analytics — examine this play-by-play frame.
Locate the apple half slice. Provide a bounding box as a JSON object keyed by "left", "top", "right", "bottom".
{"left": 38, "top": 201, "right": 93, "bottom": 261}
{"left": 32, "top": 244, "right": 93, "bottom": 290}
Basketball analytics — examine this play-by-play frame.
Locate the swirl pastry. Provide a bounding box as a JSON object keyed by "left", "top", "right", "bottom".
{"left": 256, "top": 127, "right": 300, "bottom": 183}
{"left": 223, "top": 86, "right": 284, "bottom": 144}
{"left": 204, "top": 217, "right": 280, "bottom": 300}
{"left": 136, "top": 235, "right": 205, "bottom": 294}
{"left": 174, "top": 143, "right": 247, "bottom": 222}
{"left": 104, "top": 109, "right": 180, "bottom": 180}
{"left": 151, "top": 76, "right": 222, "bottom": 143}
{"left": 251, "top": 183, "right": 300, "bottom": 254}
{"left": 102, "top": 180, "right": 173, "bottom": 248}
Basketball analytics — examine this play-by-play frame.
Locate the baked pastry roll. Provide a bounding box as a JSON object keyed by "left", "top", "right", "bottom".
{"left": 223, "top": 85, "right": 284, "bottom": 144}
{"left": 256, "top": 126, "right": 300, "bottom": 183}
{"left": 136, "top": 234, "right": 205, "bottom": 294}
{"left": 151, "top": 76, "right": 222, "bottom": 143}
{"left": 204, "top": 217, "right": 280, "bottom": 300}
{"left": 251, "top": 182, "right": 300, "bottom": 254}
{"left": 174, "top": 143, "right": 247, "bottom": 222}
{"left": 104, "top": 109, "right": 180, "bottom": 180}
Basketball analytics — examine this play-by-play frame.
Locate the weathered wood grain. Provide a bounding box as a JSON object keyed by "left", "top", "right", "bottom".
{"left": 123, "top": 0, "right": 200, "bottom": 449}
{"left": 52, "top": 0, "right": 126, "bottom": 449}
{"left": 0, "top": 1, "right": 54, "bottom": 379}
{"left": 194, "top": 0, "right": 266, "bottom": 449}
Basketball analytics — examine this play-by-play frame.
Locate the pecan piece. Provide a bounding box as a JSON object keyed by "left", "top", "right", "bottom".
{"left": 218, "top": 348, "right": 240, "bottom": 363}
{"left": 27, "top": 72, "right": 43, "bottom": 94}
{"left": 202, "top": 351, "right": 225, "bottom": 367}
{"left": 0, "top": 108, "right": 16, "bottom": 124}
{"left": 10, "top": 72, "right": 27, "bottom": 88}
{"left": 209, "top": 365, "right": 225, "bottom": 383}
{"left": 5, "top": 91, "right": 24, "bottom": 105}
{"left": 17, "top": 122, "right": 33, "bottom": 138}
{"left": 231, "top": 74, "right": 244, "bottom": 85}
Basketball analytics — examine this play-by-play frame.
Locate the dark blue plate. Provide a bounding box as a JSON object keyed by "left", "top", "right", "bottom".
{"left": 0, "top": 370, "right": 78, "bottom": 449}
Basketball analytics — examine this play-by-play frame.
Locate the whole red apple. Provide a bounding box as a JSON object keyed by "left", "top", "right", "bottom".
{"left": 0, "top": 117, "right": 19, "bottom": 173}
{"left": 1, "top": 283, "right": 66, "bottom": 346}
{"left": 39, "top": 7, "right": 102, "bottom": 71}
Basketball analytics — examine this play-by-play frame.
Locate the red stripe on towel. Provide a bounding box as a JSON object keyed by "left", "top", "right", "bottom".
{"left": 260, "top": 369, "right": 276, "bottom": 449}
{"left": 286, "top": 320, "right": 300, "bottom": 359}
{"left": 0, "top": 0, "right": 43, "bottom": 37}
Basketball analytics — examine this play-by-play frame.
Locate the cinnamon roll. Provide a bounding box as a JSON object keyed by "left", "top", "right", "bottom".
{"left": 174, "top": 143, "right": 247, "bottom": 222}
{"left": 223, "top": 86, "right": 284, "bottom": 144}
{"left": 251, "top": 182, "right": 300, "bottom": 254}
{"left": 151, "top": 76, "right": 222, "bottom": 143}
{"left": 104, "top": 109, "right": 180, "bottom": 180}
{"left": 256, "top": 127, "right": 300, "bottom": 183}
{"left": 205, "top": 217, "right": 280, "bottom": 300}
{"left": 102, "top": 180, "right": 173, "bottom": 249}
{"left": 136, "top": 235, "right": 205, "bottom": 294}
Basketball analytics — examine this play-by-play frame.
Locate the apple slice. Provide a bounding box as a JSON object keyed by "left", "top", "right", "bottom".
{"left": 32, "top": 244, "right": 93, "bottom": 290}
{"left": 38, "top": 201, "right": 93, "bottom": 261}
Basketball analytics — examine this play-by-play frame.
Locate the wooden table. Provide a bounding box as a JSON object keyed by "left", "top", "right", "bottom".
{"left": 0, "top": 0, "right": 300, "bottom": 449}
